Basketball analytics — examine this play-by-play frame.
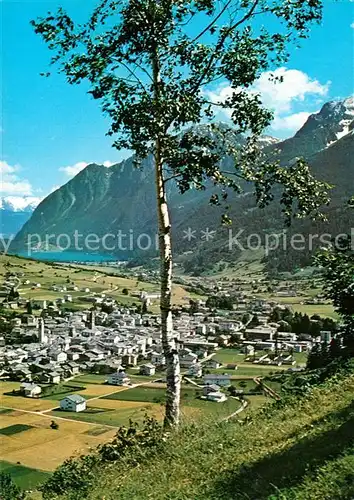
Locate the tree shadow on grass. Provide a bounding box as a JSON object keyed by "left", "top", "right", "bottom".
{"left": 208, "top": 401, "right": 354, "bottom": 499}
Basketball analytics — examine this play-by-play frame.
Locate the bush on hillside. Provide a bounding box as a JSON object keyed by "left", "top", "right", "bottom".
{"left": 0, "top": 473, "right": 24, "bottom": 500}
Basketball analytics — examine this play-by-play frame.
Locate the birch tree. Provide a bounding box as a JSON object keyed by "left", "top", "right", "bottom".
{"left": 32, "top": 0, "right": 329, "bottom": 427}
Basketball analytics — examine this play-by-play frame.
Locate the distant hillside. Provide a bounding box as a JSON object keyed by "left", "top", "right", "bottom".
{"left": 12, "top": 97, "right": 354, "bottom": 272}
{"left": 39, "top": 362, "right": 354, "bottom": 500}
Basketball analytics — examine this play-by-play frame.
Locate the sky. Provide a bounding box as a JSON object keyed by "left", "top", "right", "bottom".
{"left": 1, "top": 0, "right": 354, "bottom": 207}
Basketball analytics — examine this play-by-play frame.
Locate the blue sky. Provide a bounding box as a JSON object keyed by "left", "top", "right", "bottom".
{"left": 1, "top": 0, "right": 354, "bottom": 205}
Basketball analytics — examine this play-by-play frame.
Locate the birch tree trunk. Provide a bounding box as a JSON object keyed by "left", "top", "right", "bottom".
{"left": 152, "top": 48, "right": 181, "bottom": 428}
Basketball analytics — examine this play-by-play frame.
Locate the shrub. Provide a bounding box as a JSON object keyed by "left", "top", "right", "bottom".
{"left": 0, "top": 472, "right": 24, "bottom": 500}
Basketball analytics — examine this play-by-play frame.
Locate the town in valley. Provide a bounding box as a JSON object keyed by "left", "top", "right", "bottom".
{"left": 0, "top": 253, "right": 338, "bottom": 487}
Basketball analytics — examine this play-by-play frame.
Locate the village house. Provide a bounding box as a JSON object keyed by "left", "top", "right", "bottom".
{"left": 188, "top": 362, "right": 203, "bottom": 378}
{"left": 203, "top": 384, "right": 220, "bottom": 396}
{"left": 151, "top": 352, "right": 166, "bottom": 366}
{"left": 139, "top": 363, "right": 156, "bottom": 376}
{"left": 122, "top": 353, "right": 139, "bottom": 366}
{"left": 245, "top": 326, "right": 277, "bottom": 341}
{"left": 20, "top": 382, "right": 42, "bottom": 398}
{"left": 39, "top": 371, "right": 61, "bottom": 384}
{"left": 206, "top": 391, "right": 227, "bottom": 403}
{"left": 60, "top": 394, "right": 86, "bottom": 412}
{"left": 241, "top": 344, "right": 255, "bottom": 355}
{"left": 179, "top": 351, "right": 198, "bottom": 368}
{"left": 204, "top": 373, "right": 231, "bottom": 387}
{"left": 49, "top": 349, "right": 68, "bottom": 363}
{"left": 204, "top": 358, "right": 222, "bottom": 369}
{"left": 107, "top": 370, "right": 131, "bottom": 386}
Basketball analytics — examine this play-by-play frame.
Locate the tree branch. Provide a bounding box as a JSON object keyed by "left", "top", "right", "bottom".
{"left": 191, "top": 0, "right": 260, "bottom": 94}
{"left": 163, "top": 173, "right": 183, "bottom": 184}
{"left": 191, "top": 0, "right": 233, "bottom": 44}
{"left": 115, "top": 59, "right": 149, "bottom": 93}
{"left": 220, "top": 170, "right": 247, "bottom": 181}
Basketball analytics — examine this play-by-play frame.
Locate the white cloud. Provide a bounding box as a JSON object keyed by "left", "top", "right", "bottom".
{"left": 205, "top": 67, "right": 331, "bottom": 134}
{"left": 0, "top": 196, "right": 43, "bottom": 211}
{"left": 0, "top": 160, "right": 33, "bottom": 195}
{"left": 206, "top": 67, "right": 330, "bottom": 135}
{"left": 60, "top": 160, "right": 115, "bottom": 177}
{"left": 271, "top": 112, "right": 312, "bottom": 131}
{"left": 59, "top": 161, "right": 89, "bottom": 177}
{"left": 251, "top": 67, "right": 330, "bottom": 114}
{"left": 206, "top": 68, "right": 329, "bottom": 115}
{"left": 350, "top": 22, "right": 354, "bottom": 28}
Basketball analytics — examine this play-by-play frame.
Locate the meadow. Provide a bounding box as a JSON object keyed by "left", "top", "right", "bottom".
{"left": 0, "top": 460, "right": 50, "bottom": 490}
{"left": 0, "top": 408, "right": 117, "bottom": 470}
{"left": 0, "top": 253, "right": 202, "bottom": 315}
{"left": 212, "top": 349, "right": 296, "bottom": 376}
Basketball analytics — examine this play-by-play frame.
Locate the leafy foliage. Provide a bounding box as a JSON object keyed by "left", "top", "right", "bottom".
{"left": 32, "top": 0, "right": 329, "bottom": 223}
{"left": 315, "top": 224, "right": 354, "bottom": 356}
{"left": 270, "top": 306, "right": 338, "bottom": 336}
{"left": 0, "top": 473, "right": 24, "bottom": 500}
{"left": 32, "top": 0, "right": 330, "bottom": 426}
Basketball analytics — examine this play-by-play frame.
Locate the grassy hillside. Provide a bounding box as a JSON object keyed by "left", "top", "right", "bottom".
{"left": 0, "top": 253, "right": 201, "bottom": 313}
{"left": 42, "top": 363, "right": 354, "bottom": 500}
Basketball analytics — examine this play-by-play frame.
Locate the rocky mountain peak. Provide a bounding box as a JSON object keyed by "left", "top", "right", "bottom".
{"left": 290, "top": 95, "right": 354, "bottom": 152}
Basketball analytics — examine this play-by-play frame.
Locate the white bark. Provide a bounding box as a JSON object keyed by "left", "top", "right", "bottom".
{"left": 152, "top": 48, "right": 181, "bottom": 428}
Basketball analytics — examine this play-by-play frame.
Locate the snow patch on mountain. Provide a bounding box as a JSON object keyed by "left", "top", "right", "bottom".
{"left": 0, "top": 196, "right": 42, "bottom": 212}
{"left": 257, "top": 135, "right": 281, "bottom": 147}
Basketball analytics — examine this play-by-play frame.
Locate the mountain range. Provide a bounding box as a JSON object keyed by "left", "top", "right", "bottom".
{"left": 11, "top": 96, "right": 354, "bottom": 273}
{"left": 0, "top": 197, "right": 42, "bottom": 238}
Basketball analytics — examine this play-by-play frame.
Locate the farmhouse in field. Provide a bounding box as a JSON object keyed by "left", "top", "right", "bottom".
{"left": 107, "top": 370, "right": 131, "bottom": 386}
{"left": 206, "top": 391, "right": 227, "bottom": 403}
{"left": 20, "top": 382, "right": 42, "bottom": 398}
{"left": 60, "top": 394, "right": 86, "bottom": 412}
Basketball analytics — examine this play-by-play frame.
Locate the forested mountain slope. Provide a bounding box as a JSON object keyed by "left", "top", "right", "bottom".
{"left": 12, "top": 97, "right": 354, "bottom": 272}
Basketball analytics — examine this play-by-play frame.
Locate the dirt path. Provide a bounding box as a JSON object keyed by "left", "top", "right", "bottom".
{"left": 220, "top": 398, "right": 248, "bottom": 422}
{"left": 0, "top": 405, "right": 117, "bottom": 429}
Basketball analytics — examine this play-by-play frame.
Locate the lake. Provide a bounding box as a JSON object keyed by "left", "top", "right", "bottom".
{"left": 12, "top": 250, "right": 116, "bottom": 263}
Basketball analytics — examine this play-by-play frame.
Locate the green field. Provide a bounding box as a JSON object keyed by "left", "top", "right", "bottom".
{"left": 268, "top": 295, "right": 339, "bottom": 319}
{"left": 0, "top": 461, "right": 50, "bottom": 490}
{"left": 41, "top": 383, "right": 86, "bottom": 400}
{"left": 49, "top": 405, "right": 158, "bottom": 427}
{"left": 213, "top": 349, "right": 244, "bottom": 364}
{"left": 103, "top": 386, "right": 196, "bottom": 403}
{"left": 0, "top": 408, "right": 13, "bottom": 415}
{"left": 228, "top": 379, "right": 258, "bottom": 392}
{"left": 102, "top": 385, "right": 243, "bottom": 418}
{"left": 0, "top": 424, "right": 33, "bottom": 436}
{"left": 0, "top": 254, "right": 202, "bottom": 315}
{"left": 73, "top": 374, "right": 108, "bottom": 385}
{"left": 184, "top": 396, "right": 241, "bottom": 417}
